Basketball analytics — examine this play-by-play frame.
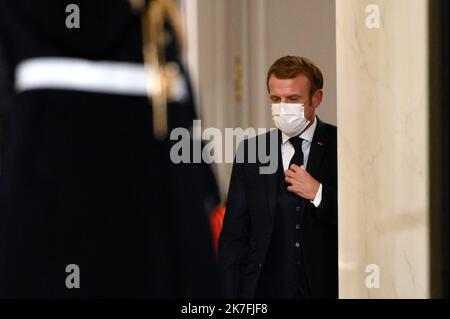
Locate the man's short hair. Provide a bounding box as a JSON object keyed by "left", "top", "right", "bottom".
{"left": 266, "top": 56, "right": 324, "bottom": 97}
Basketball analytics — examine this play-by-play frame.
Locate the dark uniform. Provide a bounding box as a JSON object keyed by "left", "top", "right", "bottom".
{"left": 0, "top": 0, "right": 219, "bottom": 298}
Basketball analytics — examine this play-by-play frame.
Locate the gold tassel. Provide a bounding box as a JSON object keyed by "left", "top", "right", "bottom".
{"left": 141, "top": 0, "right": 184, "bottom": 140}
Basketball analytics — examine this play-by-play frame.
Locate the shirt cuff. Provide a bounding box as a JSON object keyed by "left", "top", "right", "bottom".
{"left": 310, "top": 183, "right": 323, "bottom": 208}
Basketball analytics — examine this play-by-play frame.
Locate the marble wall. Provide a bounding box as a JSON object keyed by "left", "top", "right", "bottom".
{"left": 336, "top": 0, "right": 430, "bottom": 298}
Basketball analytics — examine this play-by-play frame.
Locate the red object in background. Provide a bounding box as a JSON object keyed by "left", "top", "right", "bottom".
{"left": 209, "top": 205, "right": 226, "bottom": 257}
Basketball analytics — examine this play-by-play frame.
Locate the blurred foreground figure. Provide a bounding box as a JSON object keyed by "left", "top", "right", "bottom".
{"left": 0, "top": 0, "right": 219, "bottom": 298}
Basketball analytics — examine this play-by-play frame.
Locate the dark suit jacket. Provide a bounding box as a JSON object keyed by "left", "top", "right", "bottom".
{"left": 218, "top": 117, "right": 338, "bottom": 299}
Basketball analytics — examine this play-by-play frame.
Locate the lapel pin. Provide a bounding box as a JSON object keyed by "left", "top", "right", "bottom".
{"left": 318, "top": 141, "right": 324, "bottom": 146}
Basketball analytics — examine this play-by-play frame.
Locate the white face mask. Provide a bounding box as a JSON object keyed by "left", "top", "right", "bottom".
{"left": 271, "top": 103, "right": 310, "bottom": 138}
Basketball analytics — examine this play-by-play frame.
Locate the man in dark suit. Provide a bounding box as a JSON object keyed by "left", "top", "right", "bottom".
{"left": 218, "top": 56, "right": 337, "bottom": 299}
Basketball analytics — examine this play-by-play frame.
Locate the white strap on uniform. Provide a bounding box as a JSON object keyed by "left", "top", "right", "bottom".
{"left": 15, "top": 57, "right": 188, "bottom": 101}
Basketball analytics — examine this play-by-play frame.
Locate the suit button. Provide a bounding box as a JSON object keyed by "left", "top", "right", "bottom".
{"left": 295, "top": 242, "right": 300, "bottom": 248}
{"left": 296, "top": 206, "right": 301, "bottom": 212}
{"left": 258, "top": 263, "right": 262, "bottom": 269}
{"left": 295, "top": 224, "right": 300, "bottom": 230}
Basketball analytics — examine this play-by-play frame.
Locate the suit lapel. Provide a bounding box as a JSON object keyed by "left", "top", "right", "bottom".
{"left": 306, "top": 117, "right": 327, "bottom": 179}
{"left": 266, "top": 129, "right": 282, "bottom": 223}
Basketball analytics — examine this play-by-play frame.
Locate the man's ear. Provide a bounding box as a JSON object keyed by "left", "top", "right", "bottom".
{"left": 312, "top": 89, "right": 323, "bottom": 108}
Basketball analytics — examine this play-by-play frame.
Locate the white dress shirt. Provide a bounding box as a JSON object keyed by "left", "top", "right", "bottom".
{"left": 281, "top": 116, "right": 323, "bottom": 207}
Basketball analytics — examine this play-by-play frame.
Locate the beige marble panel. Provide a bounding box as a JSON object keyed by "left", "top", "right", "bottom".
{"left": 336, "top": 0, "right": 430, "bottom": 298}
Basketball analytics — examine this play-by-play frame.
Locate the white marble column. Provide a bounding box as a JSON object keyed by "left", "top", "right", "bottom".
{"left": 336, "top": 0, "right": 430, "bottom": 298}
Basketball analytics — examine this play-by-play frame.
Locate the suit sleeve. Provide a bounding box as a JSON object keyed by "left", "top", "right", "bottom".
{"left": 314, "top": 183, "right": 337, "bottom": 224}
{"left": 217, "top": 141, "right": 250, "bottom": 298}
{"left": 312, "top": 127, "right": 338, "bottom": 224}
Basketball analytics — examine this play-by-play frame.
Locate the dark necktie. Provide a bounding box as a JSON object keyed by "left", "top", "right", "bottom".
{"left": 288, "top": 137, "right": 304, "bottom": 169}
